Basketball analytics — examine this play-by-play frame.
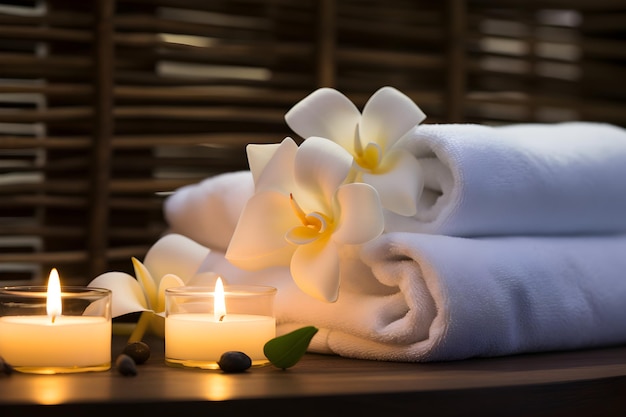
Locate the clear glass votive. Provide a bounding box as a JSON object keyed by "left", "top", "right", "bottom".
{"left": 0, "top": 286, "right": 112, "bottom": 374}
{"left": 165, "top": 284, "right": 277, "bottom": 370}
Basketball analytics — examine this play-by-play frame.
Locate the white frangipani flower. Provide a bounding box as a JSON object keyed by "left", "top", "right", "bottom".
{"left": 225, "top": 136, "right": 384, "bottom": 302}
{"left": 285, "top": 86, "right": 426, "bottom": 216}
{"left": 89, "top": 257, "right": 184, "bottom": 319}
{"left": 88, "top": 233, "right": 209, "bottom": 335}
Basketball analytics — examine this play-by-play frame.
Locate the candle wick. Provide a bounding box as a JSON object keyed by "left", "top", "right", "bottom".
{"left": 219, "top": 314, "right": 225, "bottom": 322}
{"left": 51, "top": 315, "right": 56, "bottom": 324}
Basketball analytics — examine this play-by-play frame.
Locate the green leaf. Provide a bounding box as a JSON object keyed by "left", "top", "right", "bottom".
{"left": 263, "top": 326, "right": 318, "bottom": 369}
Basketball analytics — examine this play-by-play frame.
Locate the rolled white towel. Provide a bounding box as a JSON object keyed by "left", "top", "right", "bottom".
{"left": 164, "top": 170, "right": 253, "bottom": 252}
{"left": 164, "top": 122, "right": 626, "bottom": 243}
{"left": 386, "top": 121, "right": 626, "bottom": 236}
{"left": 192, "top": 232, "right": 626, "bottom": 362}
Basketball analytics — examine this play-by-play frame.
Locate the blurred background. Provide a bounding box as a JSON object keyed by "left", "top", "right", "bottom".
{"left": 1, "top": 0, "right": 625, "bottom": 284}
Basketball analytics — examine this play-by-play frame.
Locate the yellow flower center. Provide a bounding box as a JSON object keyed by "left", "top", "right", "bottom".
{"left": 355, "top": 142, "right": 382, "bottom": 171}
{"left": 353, "top": 127, "right": 382, "bottom": 172}
{"left": 286, "top": 193, "right": 334, "bottom": 245}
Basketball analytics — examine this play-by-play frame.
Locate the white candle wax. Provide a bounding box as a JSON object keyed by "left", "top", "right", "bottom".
{"left": 0, "top": 316, "right": 111, "bottom": 368}
{"left": 165, "top": 313, "right": 275, "bottom": 362}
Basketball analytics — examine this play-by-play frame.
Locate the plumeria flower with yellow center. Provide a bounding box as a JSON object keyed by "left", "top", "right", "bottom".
{"left": 285, "top": 86, "right": 426, "bottom": 216}
{"left": 225, "top": 136, "right": 384, "bottom": 302}
{"left": 88, "top": 233, "right": 210, "bottom": 337}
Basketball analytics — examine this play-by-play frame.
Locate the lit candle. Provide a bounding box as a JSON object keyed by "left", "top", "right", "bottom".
{"left": 165, "top": 278, "right": 276, "bottom": 369}
{"left": 0, "top": 269, "right": 112, "bottom": 374}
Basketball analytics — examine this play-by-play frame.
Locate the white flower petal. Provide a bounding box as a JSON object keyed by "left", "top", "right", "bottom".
{"left": 225, "top": 190, "right": 298, "bottom": 270}
{"left": 290, "top": 238, "right": 340, "bottom": 302}
{"left": 248, "top": 137, "right": 298, "bottom": 193}
{"left": 332, "top": 183, "right": 384, "bottom": 245}
{"left": 143, "top": 233, "right": 210, "bottom": 284}
{"left": 359, "top": 86, "right": 426, "bottom": 149}
{"left": 156, "top": 273, "right": 185, "bottom": 313}
{"left": 294, "top": 137, "right": 353, "bottom": 211}
{"left": 285, "top": 88, "right": 361, "bottom": 152}
{"left": 362, "top": 149, "right": 423, "bottom": 216}
{"left": 88, "top": 272, "right": 149, "bottom": 317}
{"left": 246, "top": 142, "right": 281, "bottom": 186}
{"left": 132, "top": 257, "right": 158, "bottom": 310}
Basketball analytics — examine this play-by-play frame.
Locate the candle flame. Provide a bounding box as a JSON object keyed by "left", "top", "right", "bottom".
{"left": 47, "top": 268, "right": 62, "bottom": 323}
{"left": 214, "top": 277, "right": 226, "bottom": 321}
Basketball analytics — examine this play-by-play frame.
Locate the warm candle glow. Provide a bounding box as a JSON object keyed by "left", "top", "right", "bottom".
{"left": 165, "top": 283, "right": 277, "bottom": 369}
{"left": 0, "top": 276, "right": 112, "bottom": 373}
{"left": 214, "top": 277, "right": 226, "bottom": 321}
{"left": 46, "top": 268, "right": 62, "bottom": 322}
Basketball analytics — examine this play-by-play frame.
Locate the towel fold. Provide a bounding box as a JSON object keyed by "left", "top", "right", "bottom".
{"left": 386, "top": 122, "right": 626, "bottom": 236}
{"left": 190, "top": 232, "right": 626, "bottom": 362}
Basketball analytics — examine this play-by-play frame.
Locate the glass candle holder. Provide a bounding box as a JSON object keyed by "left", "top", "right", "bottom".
{"left": 165, "top": 284, "right": 277, "bottom": 370}
{"left": 0, "top": 286, "right": 112, "bottom": 374}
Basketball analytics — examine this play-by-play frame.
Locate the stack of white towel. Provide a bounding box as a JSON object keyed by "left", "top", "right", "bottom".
{"left": 163, "top": 121, "right": 626, "bottom": 362}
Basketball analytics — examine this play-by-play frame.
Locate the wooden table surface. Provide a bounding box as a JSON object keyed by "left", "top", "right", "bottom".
{"left": 1, "top": 335, "right": 625, "bottom": 417}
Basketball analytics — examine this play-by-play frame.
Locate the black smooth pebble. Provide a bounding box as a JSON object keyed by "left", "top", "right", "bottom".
{"left": 116, "top": 354, "right": 138, "bottom": 376}
{"left": 123, "top": 341, "right": 151, "bottom": 364}
{"left": 217, "top": 351, "right": 252, "bottom": 373}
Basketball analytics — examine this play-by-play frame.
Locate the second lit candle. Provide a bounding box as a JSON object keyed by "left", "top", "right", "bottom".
{"left": 164, "top": 278, "right": 276, "bottom": 369}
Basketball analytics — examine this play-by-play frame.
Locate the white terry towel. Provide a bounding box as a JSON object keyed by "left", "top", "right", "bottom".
{"left": 386, "top": 122, "right": 626, "bottom": 236}
{"left": 165, "top": 122, "right": 626, "bottom": 243}
{"left": 191, "top": 232, "right": 626, "bottom": 362}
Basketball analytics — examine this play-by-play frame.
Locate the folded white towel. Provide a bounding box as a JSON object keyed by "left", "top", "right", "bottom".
{"left": 191, "top": 232, "right": 626, "bottom": 362}
{"left": 165, "top": 122, "right": 626, "bottom": 244}
{"left": 160, "top": 121, "right": 626, "bottom": 361}
{"left": 386, "top": 122, "right": 626, "bottom": 236}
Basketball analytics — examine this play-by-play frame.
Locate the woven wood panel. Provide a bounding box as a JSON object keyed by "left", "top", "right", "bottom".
{"left": 1, "top": 0, "right": 625, "bottom": 284}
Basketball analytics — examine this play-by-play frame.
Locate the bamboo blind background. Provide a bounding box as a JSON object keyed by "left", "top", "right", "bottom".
{"left": 1, "top": 0, "right": 625, "bottom": 285}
